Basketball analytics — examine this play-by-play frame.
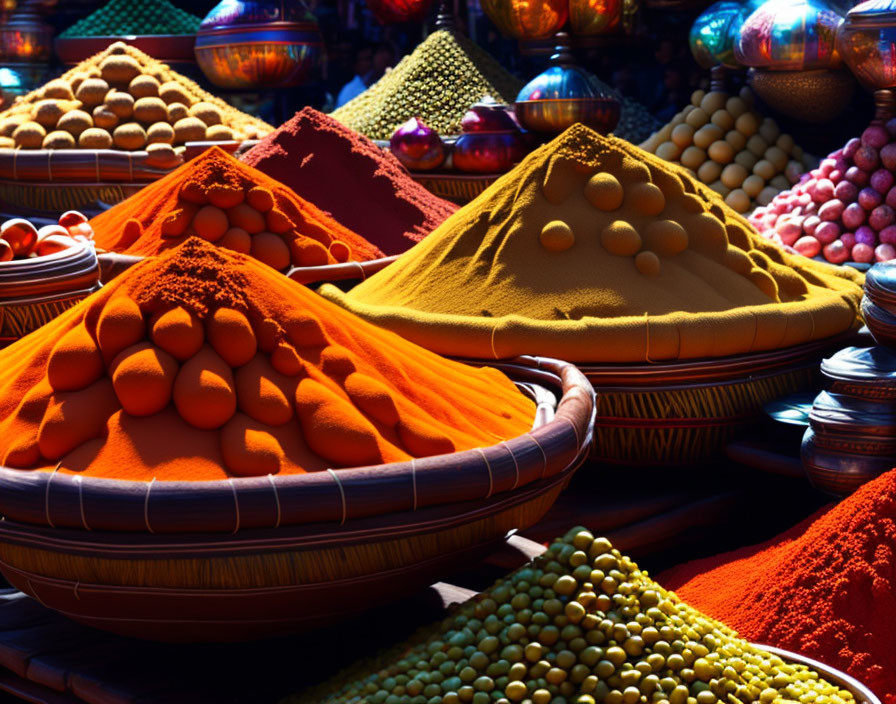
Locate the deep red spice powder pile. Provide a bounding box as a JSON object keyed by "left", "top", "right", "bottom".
{"left": 659, "top": 469, "right": 896, "bottom": 703}
{"left": 241, "top": 107, "right": 457, "bottom": 256}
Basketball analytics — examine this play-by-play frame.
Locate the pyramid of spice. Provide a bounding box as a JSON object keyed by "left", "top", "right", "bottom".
{"left": 640, "top": 87, "right": 813, "bottom": 214}
{"left": 660, "top": 468, "right": 896, "bottom": 703}
{"left": 0, "top": 42, "right": 271, "bottom": 151}
{"left": 0, "top": 239, "right": 534, "bottom": 481}
{"left": 90, "top": 147, "right": 384, "bottom": 271}
{"left": 295, "top": 527, "right": 858, "bottom": 704}
{"left": 241, "top": 107, "right": 458, "bottom": 256}
{"left": 330, "top": 30, "right": 522, "bottom": 140}
{"left": 321, "top": 124, "right": 863, "bottom": 363}
{"left": 61, "top": 0, "right": 201, "bottom": 37}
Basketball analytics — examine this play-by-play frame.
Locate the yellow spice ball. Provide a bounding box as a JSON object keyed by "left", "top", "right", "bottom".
{"left": 112, "top": 122, "right": 146, "bottom": 150}
{"left": 671, "top": 123, "right": 695, "bottom": 149}
{"left": 759, "top": 119, "right": 780, "bottom": 145}
{"left": 747, "top": 135, "right": 769, "bottom": 156}
{"left": 720, "top": 163, "right": 748, "bottom": 189}
{"left": 753, "top": 159, "right": 775, "bottom": 181}
{"left": 725, "top": 188, "right": 751, "bottom": 212}
{"left": 12, "top": 121, "right": 45, "bottom": 148}
{"left": 104, "top": 90, "right": 134, "bottom": 119}
{"left": 700, "top": 91, "right": 727, "bottom": 115}
{"left": 725, "top": 97, "right": 747, "bottom": 119}
{"left": 776, "top": 133, "right": 795, "bottom": 153}
{"left": 707, "top": 140, "right": 735, "bottom": 164}
{"left": 710, "top": 109, "right": 734, "bottom": 132}
{"left": 735, "top": 112, "right": 759, "bottom": 137}
{"left": 697, "top": 160, "right": 722, "bottom": 184}
{"left": 691, "top": 89, "right": 706, "bottom": 107}
{"left": 734, "top": 151, "right": 758, "bottom": 171}
{"left": 57, "top": 109, "right": 93, "bottom": 137}
{"left": 742, "top": 174, "right": 765, "bottom": 198}
{"left": 764, "top": 146, "right": 788, "bottom": 171}
{"left": 78, "top": 127, "right": 112, "bottom": 149}
{"left": 92, "top": 105, "right": 118, "bottom": 130}
{"left": 656, "top": 141, "right": 681, "bottom": 161}
{"left": 42, "top": 130, "right": 76, "bottom": 149}
{"left": 146, "top": 122, "right": 174, "bottom": 145}
{"left": 724, "top": 130, "right": 746, "bottom": 152}
{"left": 693, "top": 124, "right": 723, "bottom": 150}
{"left": 770, "top": 174, "right": 790, "bottom": 190}
{"left": 167, "top": 102, "right": 189, "bottom": 122}
{"left": 680, "top": 146, "right": 706, "bottom": 170}
{"left": 709, "top": 180, "right": 730, "bottom": 198}
{"left": 685, "top": 108, "right": 709, "bottom": 129}
{"left": 129, "top": 75, "right": 160, "bottom": 99}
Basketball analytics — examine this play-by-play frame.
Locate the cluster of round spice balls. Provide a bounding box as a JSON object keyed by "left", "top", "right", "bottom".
{"left": 641, "top": 88, "right": 814, "bottom": 214}
{"left": 149, "top": 180, "right": 354, "bottom": 272}
{"left": 307, "top": 527, "right": 858, "bottom": 704}
{"left": 0, "top": 42, "right": 271, "bottom": 154}
{"left": 749, "top": 121, "right": 896, "bottom": 265}
{"left": 16, "top": 297, "right": 465, "bottom": 475}
{"left": 538, "top": 170, "right": 688, "bottom": 279}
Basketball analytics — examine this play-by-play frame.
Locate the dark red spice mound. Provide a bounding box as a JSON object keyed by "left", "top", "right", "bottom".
{"left": 241, "top": 107, "right": 457, "bottom": 256}
{"left": 659, "top": 470, "right": 896, "bottom": 703}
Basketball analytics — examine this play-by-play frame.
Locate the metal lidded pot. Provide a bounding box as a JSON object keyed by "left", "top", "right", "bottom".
{"left": 839, "top": 0, "right": 896, "bottom": 90}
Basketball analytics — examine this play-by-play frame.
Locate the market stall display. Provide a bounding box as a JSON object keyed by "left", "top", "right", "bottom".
{"left": 298, "top": 527, "right": 866, "bottom": 704}
{"left": 661, "top": 468, "right": 896, "bottom": 703}
{"left": 614, "top": 94, "right": 661, "bottom": 145}
{"left": 321, "top": 124, "right": 863, "bottom": 463}
{"left": 241, "top": 106, "right": 458, "bottom": 258}
{"left": 90, "top": 146, "right": 383, "bottom": 272}
{"left": 640, "top": 82, "right": 814, "bottom": 213}
{"left": 0, "top": 41, "right": 273, "bottom": 215}
{"left": 330, "top": 28, "right": 522, "bottom": 141}
{"left": 0, "top": 238, "right": 594, "bottom": 638}
{"left": 749, "top": 110, "right": 896, "bottom": 265}
{"left": 0, "top": 211, "right": 100, "bottom": 342}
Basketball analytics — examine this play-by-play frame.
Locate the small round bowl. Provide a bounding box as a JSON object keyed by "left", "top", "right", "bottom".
{"left": 747, "top": 67, "right": 855, "bottom": 122}
{"left": 0, "top": 357, "right": 595, "bottom": 641}
{"left": 838, "top": 0, "right": 896, "bottom": 91}
{"left": 802, "top": 425, "right": 896, "bottom": 495}
{"left": 862, "top": 296, "right": 896, "bottom": 347}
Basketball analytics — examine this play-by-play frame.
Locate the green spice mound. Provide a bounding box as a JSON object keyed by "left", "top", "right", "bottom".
{"left": 61, "top": 0, "right": 201, "bottom": 37}
{"left": 330, "top": 30, "right": 522, "bottom": 140}
{"left": 294, "top": 528, "right": 857, "bottom": 704}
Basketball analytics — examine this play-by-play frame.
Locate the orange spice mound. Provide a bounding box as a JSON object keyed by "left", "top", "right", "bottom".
{"left": 0, "top": 239, "right": 534, "bottom": 481}
{"left": 90, "top": 147, "right": 384, "bottom": 271}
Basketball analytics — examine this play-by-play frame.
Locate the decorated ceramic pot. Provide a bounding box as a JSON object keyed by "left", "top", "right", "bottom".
{"left": 838, "top": 0, "right": 896, "bottom": 89}
{"left": 0, "top": 7, "right": 52, "bottom": 62}
{"left": 569, "top": 0, "right": 622, "bottom": 35}
{"left": 453, "top": 101, "right": 527, "bottom": 173}
{"left": 366, "top": 0, "right": 433, "bottom": 23}
{"left": 736, "top": 0, "right": 846, "bottom": 71}
{"left": 195, "top": 0, "right": 325, "bottom": 89}
{"left": 515, "top": 35, "right": 620, "bottom": 134}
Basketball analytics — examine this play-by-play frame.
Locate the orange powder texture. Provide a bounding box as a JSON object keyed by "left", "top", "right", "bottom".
{"left": 0, "top": 238, "right": 534, "bottom": 481}
{"left": 660, "top": 469, "right": 896, "bottom": 703}
{"left": 89, "top": 147, "right": 384, "bottom": 270}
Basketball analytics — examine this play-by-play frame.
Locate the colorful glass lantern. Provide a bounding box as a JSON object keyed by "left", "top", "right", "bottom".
{"left": 838, "top": 0, "right": 896, "bottom": 89}
{"left": 569, "top": 0, "right": 622, "bottom": 34}
{"left": 515, "top": 34, "right": 620, "bottom": 133}
{"left": 735, "top": 0, "right": 846, "bottom": 71}
{"left": 480, "top": 0, "right": 568, "bottom": 39}
{"left": 0, "top": 6, "right": 52, "bottom": 62}
{"left": 195, "top": 0, "right": 325, "bottom": 89}
{"left": 689, "top": 0, "right": 760, "bottom": 69}
{"left": 365, "top": 0, "right": 434, "bottom": 24}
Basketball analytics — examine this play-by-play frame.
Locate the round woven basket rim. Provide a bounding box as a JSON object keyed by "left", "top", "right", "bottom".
{"left": 0, "top": 356, "right": 595, "bottom": 534}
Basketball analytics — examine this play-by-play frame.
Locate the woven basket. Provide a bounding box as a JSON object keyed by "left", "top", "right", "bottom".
{"left": 0, "top": 357, "right": 595, "bottom": 641}
{"left": 579, "top": 332, "right": 857, "bottom": 465}
{"left": 0, "top": 243, "right": 101, "bottom": 344}
{"left": 411, "top": 173, "right": 500, "bottom": 205}
{"left": 97, "top": 252, "right": 401, "bottom": 288}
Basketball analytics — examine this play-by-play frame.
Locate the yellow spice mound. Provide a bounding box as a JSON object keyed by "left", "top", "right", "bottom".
{"left": 322, "top": 125, "right": 863, "bottom": 363}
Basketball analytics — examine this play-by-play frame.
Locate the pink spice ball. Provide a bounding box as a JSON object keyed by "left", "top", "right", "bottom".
{"left": 824, "top": 239, "right": 850, "bottom": 263}
{"left": 881, "top": 142, "right": 896, "bottom": 170}
{"left": 887, "top": 187, "right": 896, "bottom": 209}
{"left": 794, "top": 236, "right": 821, "bottom": 258}
{"left": 872, "top": 168, "right": 895, "bottom": 194}
{"left": 859, "top": 188, "right": 883, "bottom": 210}
{"left": 812, "top": 179, "right": 835, "bottom": 203}
{"left": 842, "top": 202, "right": 866, "bottom": 230}
{"left": 818, "top": 199, "right": 845, "bottom": 222}
{"left": 876, "top": 243, "right": 896, "bottom": 261}
{"left": 835, "top": 181, "right": 858, "bottom": 202}
{"left": 854, "top": 145, "right": 881, "bottom": 171}
{"left": 843, "top": 137, "right": 862, "bottom": 159}
{"left": 815, "top": 221, "right": 841, "bottom": 244}
{"left": 862, "top": 125, "right": 890, "bottom": 149}
{"left": 852, "top": 242, "right": 875, "bottom": 263}
{"left": 870, "top": 204, "right": 896, "bottom": 231}
{"left": 846, "top": 166, "right": 870, "bottom": 186}
{"left": 879, "top": 224, "right": 896, "bottom": 244}
{"left": 803, "top": 215, "right": 821, "bottom": 236}
{"left": 855, "top": 225, "right": 877, "bottom": 247}
{"left": 840, "top": 231, "right": 857, "bottom": 250}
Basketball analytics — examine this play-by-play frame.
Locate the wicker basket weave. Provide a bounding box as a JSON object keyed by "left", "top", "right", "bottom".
{"left": 0, "top": 356, "right": 595, "bottom": 641}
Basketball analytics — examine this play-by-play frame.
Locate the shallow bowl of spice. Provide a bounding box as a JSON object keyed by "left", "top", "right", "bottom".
{"left": 0, "top": 239, "right": 595, "bottom": 641}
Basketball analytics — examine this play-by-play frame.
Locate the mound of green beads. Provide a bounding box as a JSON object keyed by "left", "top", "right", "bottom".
{"left": 295, "top": 527, "right": 857, "bottom": 704}
{"left": 61, "top": 0, "right": 201, "bottom": 37}
{"left": 330, "top": 30, "right": 522, "bottom": 141}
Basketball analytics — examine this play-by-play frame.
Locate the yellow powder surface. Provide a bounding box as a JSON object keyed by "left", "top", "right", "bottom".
{"left": 0, "top": 239, "right": 533, "bottom": 481}
{"left": 322, "top": 125, "right": 863, "bottom": 363}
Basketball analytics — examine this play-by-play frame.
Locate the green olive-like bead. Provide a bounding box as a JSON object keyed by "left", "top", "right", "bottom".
{"left": 546, "top": 668, "right": 567, "bottom": 684}
{"left": 554, "top": 576, "right": 578, "bottom": 596}
{"left": 596, "top": 660, "right": 616, "bottom": 678}
{"left": 504, "top": 681, "right": 528, "bottom": 701}
{"left": 508, "top": 662, "right": 528, "bottom": 681}
{"left": 606, "top": 647, "right": 627, "bottom": 667}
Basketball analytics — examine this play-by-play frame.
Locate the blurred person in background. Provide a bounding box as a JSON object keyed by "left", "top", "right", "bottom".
{"left": 336, "top": 41, "right": 396, "bottom": 107}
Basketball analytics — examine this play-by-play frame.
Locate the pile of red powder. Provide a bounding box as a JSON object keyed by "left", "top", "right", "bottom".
{"left": 660, "top": 469, "right": 896, "bottom": 703}
{"left": 241, "top": 107, "right": 457, "bottom": 256}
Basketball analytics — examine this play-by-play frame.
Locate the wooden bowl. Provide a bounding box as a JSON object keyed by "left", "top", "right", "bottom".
{"left": 575, "top": 331, "right": 857, "bottom": 465}
{"left": 0, "top": 357, "right": 595, "bottom": 641}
